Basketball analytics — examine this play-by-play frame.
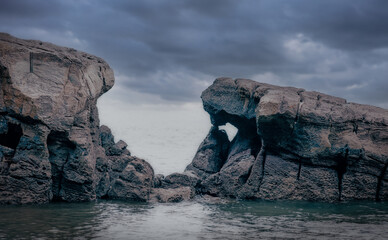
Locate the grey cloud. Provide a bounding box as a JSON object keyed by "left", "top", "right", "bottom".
{"left": 0, "top": 0, "right": 387, "bottom": 108}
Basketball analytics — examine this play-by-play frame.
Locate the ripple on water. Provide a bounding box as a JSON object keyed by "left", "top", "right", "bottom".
{"left": 0, "top": 200, "right": 387, "bottom": 240}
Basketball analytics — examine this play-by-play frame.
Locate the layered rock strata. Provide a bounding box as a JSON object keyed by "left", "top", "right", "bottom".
{"left": 0, "top": 33, "right": 155, "bottom": 204}
{"left": 187, "top": 78, "right": 388, "bottom": 202}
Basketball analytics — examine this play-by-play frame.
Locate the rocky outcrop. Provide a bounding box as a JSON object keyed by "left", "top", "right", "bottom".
{"left": 0, "top": 33, "right": 154, "bottom": 204}
{"left": 2, "top": 33, "right": 386, "bottom": 204}
{"left": 187, "top": 77, "right": 388, "bottom": 202}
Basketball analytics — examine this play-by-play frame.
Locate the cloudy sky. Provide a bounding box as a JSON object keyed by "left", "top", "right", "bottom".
{"left": 1, "top": 0, "right": 388, "bottom": 108}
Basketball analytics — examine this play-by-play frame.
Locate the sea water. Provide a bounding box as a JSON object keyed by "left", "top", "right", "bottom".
{"left": 1, "top": 200, "right": 387, "bottom": 239}
{"left": 0, "top": 101, "right": 387, "bottom": 239}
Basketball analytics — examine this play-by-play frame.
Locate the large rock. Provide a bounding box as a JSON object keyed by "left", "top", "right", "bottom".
{"left": 148, "top": 172, "right": 199, "bottom": 203}
{"left": 187, "top": 77, "right": 388, "bottom": 201}
{"left": 106, "top": 156, "right": 154, "bottom": 201}
{"left": 0, "top": 33, "right": 154, "bottom": 204}
{"left": 185, "top": 126, "right": 229, "bottom": 179}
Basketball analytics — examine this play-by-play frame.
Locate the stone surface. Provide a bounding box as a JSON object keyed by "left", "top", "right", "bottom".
{"left": 0, "top": 33, "right": 153, "bottom": 204}
{"left": 148, "top": 172, "right": 198, "bottom": 203}
{"left": 163, "top": 171, "right": 200, "bottom": 188}
{"left": 188, "top": 77, "right": 388, "bottom": 201}
{"left": 107, "top": 156, "right": 154, "bottom": 201}
{"left": 150, "top": 186, "right": 194, "bottom": 203}
{"left": 185, "top": 126, "right": 229, "bottom": 179}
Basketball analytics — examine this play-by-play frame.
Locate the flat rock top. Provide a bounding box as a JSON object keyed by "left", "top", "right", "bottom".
{"left": 0, "top": 32, "right": 114, "bottom": 98}
{"left": 202, "top": 77, "right": 388, "bottom": 125}
{"left": 0, "top": 33, "right": 115, "bottom": 130}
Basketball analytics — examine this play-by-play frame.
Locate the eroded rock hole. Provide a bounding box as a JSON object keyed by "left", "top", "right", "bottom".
{"left": 218, "top": 123, "right": 238, "bottom": 142}
{"left": 0, "top": 122, "right": 23, "bottom": 150}
{"left": 214, "top": 111, "right": 262, "bottom": 161}
{"left": 47, "top": 131, "right": 76, "bottom": 201}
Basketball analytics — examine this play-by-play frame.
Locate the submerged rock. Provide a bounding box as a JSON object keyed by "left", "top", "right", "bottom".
{"left": 148, "top": 172, "right": 199, "bottom": 203}
{"left": 187, "top": 77, "right": 388, "bottom": 202}
{"left": 150, "top": 186, "right": 194, "bottom": 203}
{"left": 0, "top": 33, "right": 154, "bottom": 204}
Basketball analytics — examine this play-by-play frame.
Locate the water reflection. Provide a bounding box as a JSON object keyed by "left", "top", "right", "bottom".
{"left": 0, "top": 199, "right": 387, "bottom": 239}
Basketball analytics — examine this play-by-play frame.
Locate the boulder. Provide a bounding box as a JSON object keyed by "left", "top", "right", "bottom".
{"left": 148, "top": 172, "right": 198, "bottom": 203}
{"left": 150, "top": 187, "right": 194, "bottom": 203}
{"left": 107, "top": 156, "right": 154, "bottom": 201}
{"left": 163, "top": 171, "right": 200, "bottom": 188}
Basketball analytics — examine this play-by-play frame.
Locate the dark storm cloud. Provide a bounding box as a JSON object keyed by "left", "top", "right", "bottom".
{"left": 0, "top": 0, "right": 387, "bottom": 108}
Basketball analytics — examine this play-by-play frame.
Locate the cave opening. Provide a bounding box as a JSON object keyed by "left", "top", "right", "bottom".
{"left": 218, "top": 123, "right": 238, "bottom": 142}
{"left": 0, "top": 122, "right": 23, "bottom": 150}
{"left": 214, "top": 110, "right": 262, "bottom": 161}
{"left": 47, "top": 131, "right": 76, "bottom": 201}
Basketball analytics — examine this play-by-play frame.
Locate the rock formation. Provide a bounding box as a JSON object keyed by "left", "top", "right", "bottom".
{"left": 1, "top": 33, "right": 387, "bottom": 204}
{"left": 0, "top": 33, "right": 154, "bottom": 204}
{"left": 187, "top": 77, "right": 388, "bottom": 202}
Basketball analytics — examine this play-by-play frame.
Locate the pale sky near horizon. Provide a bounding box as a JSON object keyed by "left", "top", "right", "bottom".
{"left": 1, "top": 0, "right": 388, "bottom": 109}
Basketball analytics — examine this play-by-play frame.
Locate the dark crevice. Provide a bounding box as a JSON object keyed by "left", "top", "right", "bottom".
{"left": 297, "top": 159, "right": 302, "bottom": 180}
{"left": 261, "top": 151, "right": 267, "bottom": 177}
{"left": 376, "top": 161, "right": 388, "bottom": 202}
{"left": 337, "top": 147, "right": 349, "bottom": 201}
{"left": 352, "top": 121, "right": 358, "bottom": 135}
{"left": 315, "top": 95, "right": 321, "bottom": 109}
{"left": 0, "top": 122, "right": 23, "bottom": 150}
{"left": 239, "top": 165, "right": 252, "bottom": 185}
{"left": 254, "top": 141, "right": 267, "bottom": 192}
{"left": 250, "top": 134, "right": 262, "bottom": 159}
{"left": 219, "top": 142, "right": 229, "bottom": 169}
{"left": 259, "top": 141, "right": 267, "bottom": 184}
{"left": 30, "top": 52, "right": 33, "bottom": 73}
{"left": 51, "top": 154, "right": 68, "bottom": 202}
{"left": 47, "top": 131, "right": 76, "bottom": 201}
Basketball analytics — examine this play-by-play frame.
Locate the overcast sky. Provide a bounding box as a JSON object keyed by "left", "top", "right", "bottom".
{"left": 1, "top": 0, "right": 388, "bottom": 108}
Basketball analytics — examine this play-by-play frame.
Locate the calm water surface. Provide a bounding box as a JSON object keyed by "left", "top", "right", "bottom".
{"left": 0, "top": 199, "right": 387, "bottom": 239}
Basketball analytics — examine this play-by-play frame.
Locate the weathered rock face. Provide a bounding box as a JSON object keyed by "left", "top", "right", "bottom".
{"left": 149, "top": 171, "right": 199, "bottom": 203}
{"left": 3, "top": 33, "right": 386, "bottom": 204}
{"left": 187, "top": 77, "right": 388, "bottom": 202}
{"left": 0, "top": 33, "right": 154, "bottom": 204}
